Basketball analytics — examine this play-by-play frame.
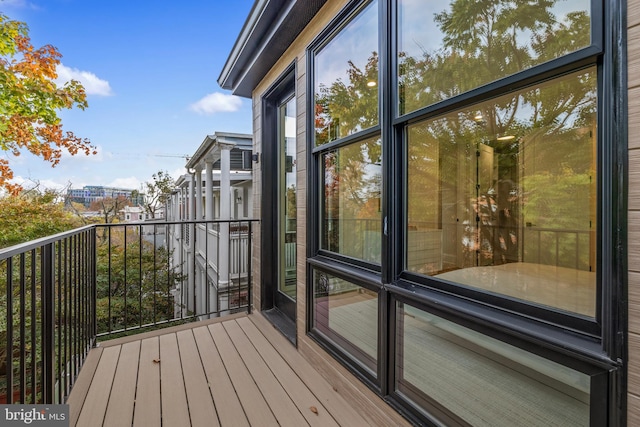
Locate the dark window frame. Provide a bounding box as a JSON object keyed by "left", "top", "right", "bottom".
{"left": 305, "top": 0, "right": 626, "bottom": 425}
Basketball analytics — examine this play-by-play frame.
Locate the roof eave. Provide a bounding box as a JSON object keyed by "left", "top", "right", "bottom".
{"left": 218, "top": 0, "right": 327, "bottom": 98}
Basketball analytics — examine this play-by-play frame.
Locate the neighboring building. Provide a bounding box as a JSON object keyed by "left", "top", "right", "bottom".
{"left": 67, "top": 185, "right": 145, "bottom": 208}
{"left": 218, "top": 1, "right": 631, "bottom": 426}
{"left": 120, "top": 205, "right": 149, "bottom": 222}
{"left": 166, "top": 132, "right": 253, "bottom": 319}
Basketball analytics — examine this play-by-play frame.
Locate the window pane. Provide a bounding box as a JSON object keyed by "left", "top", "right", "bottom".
{"left": 406, "top": 68, "right": 597, "bottom": 317}
{"left": 313, "top": 270, "right": 378, "bottom": 373}
{"left": 314, "top": 0, "right": 378, "bottom": 146}
{"left": 396, "top": 302, "right": 590, "bottom": 426}
{"left": 322, "top": 136, "right": 382, "bottom": 263}
{"left": 398, "top": 0, "right": 592, "bottom": 115}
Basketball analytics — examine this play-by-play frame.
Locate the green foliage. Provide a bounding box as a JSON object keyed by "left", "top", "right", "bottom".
{"left": 144, "top": 170, "right": 175, "bottom": 218}
{"left": 95, "top": 230, "right": 182, "bottom": 334}
{"left": 0, "top": 191, "right": 82, "bottom": 248}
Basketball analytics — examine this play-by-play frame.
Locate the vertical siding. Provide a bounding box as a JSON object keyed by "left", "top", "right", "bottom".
{"left": 629, "top": 0, "right": 640, "bottom": 422}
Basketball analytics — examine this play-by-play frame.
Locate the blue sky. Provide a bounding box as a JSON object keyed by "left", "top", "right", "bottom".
{"left": 2, "top": 0, "right": 254, "bottom": 192}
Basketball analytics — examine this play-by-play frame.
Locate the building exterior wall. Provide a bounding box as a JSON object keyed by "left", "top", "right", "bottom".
{"left": 248, "top": 0, "right": 629, "bottom": 424}
{"left": 251, "top": 0, "right": 349, "bottom": 343}
{"left": 249, "top": 1, "right": 409, "bottom": 424}
{"left": 628, "top": 0, "right": 640, "bottom": 423}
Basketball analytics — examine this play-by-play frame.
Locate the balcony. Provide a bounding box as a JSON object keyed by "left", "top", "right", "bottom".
{"left": 1, "top": 220, "right": 408, "bottom": 426}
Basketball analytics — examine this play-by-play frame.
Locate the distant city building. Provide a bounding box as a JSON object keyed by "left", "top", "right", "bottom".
{"left": 66, "top": 185, "right": 145, "bottom": 208}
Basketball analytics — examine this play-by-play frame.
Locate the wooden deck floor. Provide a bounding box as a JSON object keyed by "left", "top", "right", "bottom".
{"left": 68, "top": 313, "right": 402, "bottom": 427}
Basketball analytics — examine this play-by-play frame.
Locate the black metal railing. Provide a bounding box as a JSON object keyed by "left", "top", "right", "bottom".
{"left": 1, "top": 226, "right": 96, "bottom": 405}
{"left": 0, "top": 218, "right": 256, "bottom": 404}
{"left": 95, "top": 219, "right": 256, "bottom": 338}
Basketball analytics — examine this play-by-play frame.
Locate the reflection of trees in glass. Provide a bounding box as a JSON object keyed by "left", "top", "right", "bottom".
{"left": 323, "top": 138, "right": 382, "bottom": 262}
{"left": 315, "top": 52, "right": 379, "bottom": 145}
{"left": 399, "top": 0, "right": 591, "bottom": 114}
{"left": 407, "top": 68, "right": 596, "bottom": 273}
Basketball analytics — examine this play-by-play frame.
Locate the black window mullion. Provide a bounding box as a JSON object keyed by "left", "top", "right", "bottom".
{"left": 393, "top": 46, "right": 601, "bottom": 127}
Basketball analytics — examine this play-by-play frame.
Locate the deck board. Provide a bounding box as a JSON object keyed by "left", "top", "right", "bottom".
{"left": 75, "top": 346, "right": 120, "bottom": 427}
{"left": 235, "top": 317, "right": 340, "bottom": 427}
{"left": 159, "top": 333, "right": 191, "bottom": 427}
{"left": 208, "top": 322, "right": 279, "bottom": 427}
{"left": 132, "top": 337, "right": 161, "bottom": 427}
{"left": 68, "top": 313, "right": 409, "bottom": 427}
{"left": 176, "top": 330, "right": 219, "bottom": 427}
{"left": 103, "top": 340, "right": 140, "bottom": 427}
{"left": 192, "top": 325, "right": 251, "bottom": 427}
{"left": 222, "top": 320, "right": 309, "bottom": 427}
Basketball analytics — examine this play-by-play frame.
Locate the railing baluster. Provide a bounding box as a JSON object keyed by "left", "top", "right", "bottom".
{"left": 139, "top": 224, "right": 143, "bottom": 328}
{"left": 124, "top": 226, "right": 127, "bottom": 331}
{"left": 248, "top": 221, "right": 252, "bottom": 314}
{"left": 30, "top": 249, "right": 36, "bottom": 403}
{"left": 42, "top": 243, "right": 55, "bottom": 403}
{"left": 108, "top": 226, "right": 112, "bottom": 334}
{"left": 63, "top": 238, "right": 69, "bottom": 399}
{"left": 19, "top": 253, "right": 26, "bottom": 403}
{"left": 6, "top": 257, "right": 14, "bottom": 404}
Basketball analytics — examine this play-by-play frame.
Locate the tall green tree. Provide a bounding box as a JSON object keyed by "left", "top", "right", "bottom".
{"left": 143, "top": 170, "right": 175, "bottom": 219}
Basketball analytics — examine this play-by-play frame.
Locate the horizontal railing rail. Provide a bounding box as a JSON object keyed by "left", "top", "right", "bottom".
{"left": 0, "top": 218, "right": 257, "bottom": 405}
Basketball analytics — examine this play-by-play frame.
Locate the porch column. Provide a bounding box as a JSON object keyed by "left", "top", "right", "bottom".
{"left": 218, "top": 143, "right": 234, "bottom": 314}
{"left": 187, "top": 173, "right": 196, "bottom": 314}
{"left": 205, "top": 159, "right": 214, "bottom": 220}
{"left": 205, "top": 158, "right": 217, "bottom": 318}
{"left": 195, "top": 166, "right": 203, "bottom": 220}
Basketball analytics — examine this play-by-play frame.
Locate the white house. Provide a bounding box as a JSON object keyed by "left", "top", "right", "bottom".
{"left": 120, "top": 205, "right": 148, "bottom": 222}
{"left": 166, "top": 132, "right": 253, "bottom": 319}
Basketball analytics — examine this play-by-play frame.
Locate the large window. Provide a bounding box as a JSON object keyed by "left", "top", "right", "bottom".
{"left": 398, "top": 0, "right": 592, "bottom": 115}
{"left": 314, "top": 0, "right": 379, "bottom": 146}
{"left": 322, "top": 135, "right": 382, "bottom": 263}
{"left": 407, "top": 67, "right": 597, "bottom": 317}
{"left": 313, "top": 270, "right": 378, "bottom": 373}
{"left": 396, "top": 302, "right": 592, "bottom": 426}
{"left": 308, "top": 0, "right": 619, "bottom": 425}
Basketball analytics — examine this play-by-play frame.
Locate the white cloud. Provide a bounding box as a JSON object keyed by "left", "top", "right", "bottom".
{"left": 189, "top": 92, "right": 242, "bottom": 115}
{"left": 2, "top": 0, "right": 40, "bottom": 9}
{"left": 10, "top": 175, "right": 70, "bottom": 193}
{"left": 108, "top": 176, "right": 142, "bottom": 190}
{"left": 55, "top": 64, "right": 113, "bottom": 96}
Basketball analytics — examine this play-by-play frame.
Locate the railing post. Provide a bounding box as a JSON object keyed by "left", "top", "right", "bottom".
{"left": 42, "top": 243, "right": 55, "bottom": 403}
{"left": 91, "top": 227, "right": 97, "bottom": 346}
{"left": 247, "top": 221, "right": 252, "bottom": 314}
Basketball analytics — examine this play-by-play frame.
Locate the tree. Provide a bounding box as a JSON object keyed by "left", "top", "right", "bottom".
{"left": 90, "top": 196, "right": 131, "bottom": 224}
{"left": 143, "top": 170, "right": 175, "bottom": 219}
{"left": 0, "top": 14, "right": 96, "bottom": 195}
{"left": 94, "top": 232, "right": 181, "bottom": 333}
{"left": 0, "top": 187, "right": 82, "bottom": 248}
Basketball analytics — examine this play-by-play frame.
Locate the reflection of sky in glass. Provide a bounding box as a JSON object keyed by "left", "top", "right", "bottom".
{"left": 399, "top": 0, "right": 591, "bottom": 59}
{"left": 315, "top": 0, "right": 378, "bottom": 93}
{"left": 284, "top": 97, "right": 296, "bottom": 188}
